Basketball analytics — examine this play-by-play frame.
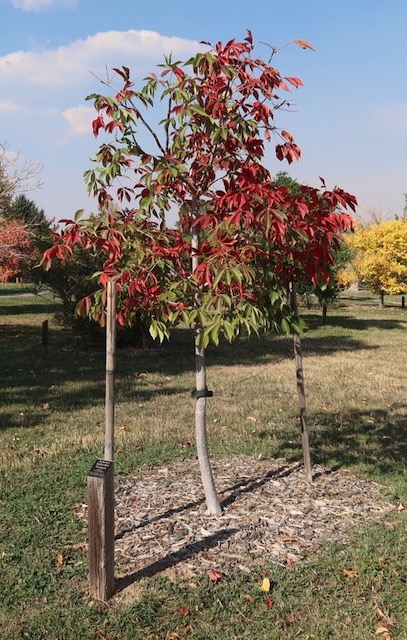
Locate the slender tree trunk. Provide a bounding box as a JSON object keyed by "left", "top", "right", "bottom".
{"left": 401, "top": 295, "right": 405, "bottom": 309}
{"left": 191, "top": 200, "right": 222, "bottom": 516}
{"left": 289, "top": 281, "right": 313, "bottom": 485}
{"left": 380, "top": 290, "right": 385, "bottom": 308}
{"left": 194, "top": 334, "right": 222, "bottom": 515}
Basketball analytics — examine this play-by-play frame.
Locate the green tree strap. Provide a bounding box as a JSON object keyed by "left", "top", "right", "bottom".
{"left": 191, "top": 387, "right": 213, "bottom": 399}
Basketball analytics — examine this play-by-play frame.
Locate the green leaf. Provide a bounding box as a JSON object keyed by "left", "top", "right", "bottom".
{"left": 189, "top": 104, "right": 209, "bottom": 118}
{"left": 280, "top": 317, "right": 291, "bottom": 336}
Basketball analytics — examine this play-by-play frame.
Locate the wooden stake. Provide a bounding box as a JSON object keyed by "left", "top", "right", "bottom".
{"left": 87, "top": 460, "right": 115, "bottom": 600}
{"left": 290, "top": 281, "right": 313, "bottom": 485}
{"left": 88, "top": 280, "right": 117, "bottom": 601}
{"left": 42, "top": 319, "right": 48, "bottom": 350}
{"left": 104, "top": 280, "right": 117, "bottom": 462}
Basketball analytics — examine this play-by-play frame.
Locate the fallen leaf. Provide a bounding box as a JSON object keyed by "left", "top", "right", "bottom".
{"left": 260, "top": 577, "right": 270, "bottom": 592}
{"left": 178, "top": 606, "right": 189, "bottom": 616}
{"left": 208, "top": 569, "right": 224, "bottom": 582}
{"left": 56, "top": 554, "right": 66, "bottom": 566}
{"left": 41, "top": 403, "right": 50, "bottom": 410}
{"left": 246, "top": 416, "right": 257, "bottom": 423}
{"left": 265, "top": 596, "right": 274, "bottom": 609}
{"left": 280, "top": 536, "right": 296, "bottom": 542}
{"left": 343, "top": 569, "right": 358, "bottom": 578}
{"left": 242, "top": 594, "right": 254, "bottom": 602}
{"left": 376, "top": 626, "right": 391, "bottom": 639}
{"left": 179, "top": 441, "right": 191, "bottom": 448}
{"left": 286, "top": 612, "right": 301, "bottom": 624}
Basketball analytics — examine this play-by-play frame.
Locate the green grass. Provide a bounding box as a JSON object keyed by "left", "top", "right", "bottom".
{"left": 0, "top": 293, "right": 406, "bottom": 639}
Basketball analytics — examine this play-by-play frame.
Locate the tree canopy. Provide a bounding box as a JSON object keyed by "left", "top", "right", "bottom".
{"left": 349, "top": 218, "right": 407, "bottom": 296}
{"left": 42, "top": 34, "right": 356, "bottom": 343}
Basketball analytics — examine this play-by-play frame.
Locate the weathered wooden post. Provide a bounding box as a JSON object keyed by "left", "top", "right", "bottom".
{"left": 87, "top": 459, "right": 115, "bottom": 600}
{"left": 87, "top": 280, "right": 117, "bottom": 600}
{"left": 42, "top": 319, "right": 48, "bottom": 350}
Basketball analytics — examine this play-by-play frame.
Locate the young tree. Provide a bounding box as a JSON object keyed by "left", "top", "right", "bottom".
{"left": 43, "top": 34, "right": 356, "bottom": 513}
{"left": 0, "top": 218, "right": 35, "bottom": 281}
{"left": 0, "top": 143, "right": 43, "bottom": 219}
{"left": 349, "top": 219, "right": 407, "bottom": 306}
{"left": 0, "top": 145, "right": 45, "bottom": 281}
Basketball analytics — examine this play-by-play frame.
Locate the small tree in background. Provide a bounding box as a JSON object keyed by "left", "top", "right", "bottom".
{"left": 0, "top": 146, "right": 44, "bottom": 281}
{"left": 349, "top": 219, "right": 407, "bottom": 307}
{"left": 43, "top": 33, "right": 356, "bottom": 513}
{"left": 0, "top": 219, "right": 36, "bottom": 281}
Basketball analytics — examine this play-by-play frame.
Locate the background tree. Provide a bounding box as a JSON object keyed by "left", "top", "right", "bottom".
{"left": 0, "top": 143, "right": 43, "bottom": 219}
{"left": 0, "top": 219, "right": 35, "bottom": 281}
{"left": 349, "top": 218, "right": 407, "bottom": 307}
{"left": 273, "top": 172, "right": 355, "bottom": 325}
{"left": 0, "top": 144, "right": 45, "bottom": 281}
{"left": 43, "top": 34, "right": 356, "bottom": 514}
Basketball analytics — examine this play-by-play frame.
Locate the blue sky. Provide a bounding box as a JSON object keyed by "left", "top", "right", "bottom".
{"left": 1, "top": 0, "right": 407, "bottom": 225}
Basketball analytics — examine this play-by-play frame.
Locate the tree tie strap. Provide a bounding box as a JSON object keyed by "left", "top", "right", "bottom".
{"left": 191, "top": 387, "right": 213, "bottom": 399}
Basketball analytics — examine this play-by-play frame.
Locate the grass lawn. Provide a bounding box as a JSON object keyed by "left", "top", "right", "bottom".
{"left": 0, "top": 291, "right": 406, "bottom": 639}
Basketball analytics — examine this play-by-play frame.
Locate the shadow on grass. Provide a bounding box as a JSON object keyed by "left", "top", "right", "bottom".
{"left": 0, "top": 302, "right": 62, "bottom": 315}
{"left": 301, "top": 312, "right": 406, "bottom": 333}
{"left": 274, "top": 404, "right": 407, "bottom": 479}
{"left": 0, "top": 317, "right": 381, "bottom": 429}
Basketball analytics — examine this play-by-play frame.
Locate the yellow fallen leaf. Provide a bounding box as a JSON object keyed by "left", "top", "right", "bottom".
{"left": 261, "top": 577, "right": 270, "bottom": 592}
{"left": 376, "top": 626, "right": 391, "bottom": 639}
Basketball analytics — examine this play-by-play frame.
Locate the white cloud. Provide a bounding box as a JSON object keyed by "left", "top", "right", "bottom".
{"left": 6, "top": 0, "right": 77, "bottom": 11}
{"left": 0, "top": 30, "right": 201, "bottom": 90}
{"left": 62, "top": 104, "right": 93, "bottom": 135}
{"left": 0, "top": 99, "right": 24, "bottom": 112}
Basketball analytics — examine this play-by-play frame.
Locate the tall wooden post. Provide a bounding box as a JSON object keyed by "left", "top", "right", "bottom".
{"left": 88, "top": 280, "right": 117, "bottom": 600}
{"left": 42, "top": 319, "right": 48, "bottom": 350}
{"left": 105, "top": 280, "right": 117, "bottom": 462}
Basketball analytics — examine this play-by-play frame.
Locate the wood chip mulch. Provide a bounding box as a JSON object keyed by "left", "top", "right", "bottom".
{"left": 96, "top": 455, "right": 398, "bottom": 589}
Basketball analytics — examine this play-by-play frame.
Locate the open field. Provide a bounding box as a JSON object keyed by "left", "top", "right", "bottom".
{"left": 0, "top": 292, "right": 406, "bottom": 639}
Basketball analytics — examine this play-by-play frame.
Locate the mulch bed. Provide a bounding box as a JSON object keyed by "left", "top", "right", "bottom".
{"left": 90, "top": 455, "right": 398, "bottom": 593}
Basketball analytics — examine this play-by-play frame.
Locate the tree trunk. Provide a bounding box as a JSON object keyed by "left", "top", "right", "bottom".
{"left": 289, "top": 281, "right": 313, "bottom": 484}
{"left": 380, "top": 291, "right": 385, "bottom": 308}
{"left": 191, "top": 201, "right": 222, "bottom": 516}
{"left": 401, "top": 295, "right": 405, "bottom": 309}
{"left": 194, "top": 335, "right": 222, "bottom": 515}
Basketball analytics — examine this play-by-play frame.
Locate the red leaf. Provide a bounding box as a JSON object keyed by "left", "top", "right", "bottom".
{"left": 178, "top": 606, "right": 190, "bottom": 616}
{"left": 92, "top": 115, "right": 104, "bottom": 137}
{"left": 294, "top": 39, "right": 315, "bottom": 51}
{"left": 285, "top": 76, "right": 304, "bottom": 88}
{"left": 208, "top": 569, "right": 224, "bottom": 582}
